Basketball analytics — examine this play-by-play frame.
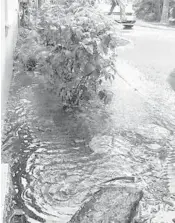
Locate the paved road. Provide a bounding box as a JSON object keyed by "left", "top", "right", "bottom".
{"left": 119, "top": 23, "right": 175, "bottom": 76}
{"left": 111, "top": 24, "right": 175, "bottom": 126}
{"left": 113, "top": 23, "right": 175, "bottom": 196}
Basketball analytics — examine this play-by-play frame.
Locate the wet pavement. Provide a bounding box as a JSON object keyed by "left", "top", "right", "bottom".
{"left": 118, "top": 24, "right": 175, "bottom": 194}
{"left": 2, "top": 25, "right": 175, "bottom": 223}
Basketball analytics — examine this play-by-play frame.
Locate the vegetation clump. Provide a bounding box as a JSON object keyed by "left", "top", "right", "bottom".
{"left": 18, "top": 1, "right": 119, "bottom": 109}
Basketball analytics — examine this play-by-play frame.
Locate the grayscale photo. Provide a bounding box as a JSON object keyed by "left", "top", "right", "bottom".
{"left": 1, "top": 0, "right": 175, "bottom": 222}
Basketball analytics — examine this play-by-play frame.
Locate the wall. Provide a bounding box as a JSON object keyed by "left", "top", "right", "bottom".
{"left": 1, "top": 0, "right": 19, "bottom": 124}
{"left": 1, "top": 1, "right": 19, "bottom": 221}
{"left": 1, "top": 0, "right": 5, "bottom": 106}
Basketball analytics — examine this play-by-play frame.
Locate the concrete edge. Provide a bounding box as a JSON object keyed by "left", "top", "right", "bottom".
{"left": 1, "top": 164, "right": 13, "bottom": 223}
{"left": 1, "top": 15, "right": 18, "bottom": 129}
{"left": 136, "top": 21, "right": 175, "bottom": 31}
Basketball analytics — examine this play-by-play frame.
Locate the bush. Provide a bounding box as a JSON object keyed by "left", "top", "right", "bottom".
{"left": 144, "top": 12, "right": 157, "bottom": 21}
{"left": 29, "top": 2, "right": 119, "bottom": 108}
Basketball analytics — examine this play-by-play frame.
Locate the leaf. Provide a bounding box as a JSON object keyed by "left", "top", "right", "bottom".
{"left": 95, "top": 57, "right": 102, "bottom": 70}
{"left": 102, "top": 34, "right": 111, "bottom": 48}
{"left": 76, "top": 28, "right": 83, "bottom": 40}
{"left": 91, "top": 69, "right": 100, "bottom": 78}
{"left": 84, "top": 63, "right": 96, "bottom": 76}
{"left": 83, "top": 44, "right": 93, "bottom": 55}
{"left": 79, "top": 85, "right": 87, "bottom": 91}
{"left": 63, "top": 27, "right": 72, "bottom": 42}
{"left": 64, "top": 50, "right": 72, "bottom": 58}
{"left": 52, "top": 53, "right": 64, "bottom": 64}
{"left": 109, "top": 35, "right": 118, "bottom": 49}
{"left": 82, "top": 38, "right": 92, "bottom": 45}
{"left": 97, "top": 42, "right": 104, "bottom": 55}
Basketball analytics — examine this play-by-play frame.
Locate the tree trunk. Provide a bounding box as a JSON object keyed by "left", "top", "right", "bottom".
{"left": 108, "top": 0, "right": 126, "bottom": 21}
{"left": 108, "top": 0, "right": 117, "bottom": 15}
{"left": 38, "top": 0, "right": 43, "bottom": 8}
{"left": 161, "top": 0, "right": 170, "bottom": 23}
{"left": 120, "top": 4, "right": 126, "bottom": 21}
{"left": 155, "top": 0, "right": 161, "bottom": 21}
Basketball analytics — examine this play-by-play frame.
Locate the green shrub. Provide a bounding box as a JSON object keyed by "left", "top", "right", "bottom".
{"left": 33, "top": 2, "right": 119, "bottom": 108}
{"left": 16, "top": 1, "right": 119, "bottom": 108}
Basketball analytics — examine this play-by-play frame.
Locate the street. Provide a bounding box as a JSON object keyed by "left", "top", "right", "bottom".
{"left": 119, "top": 23, "right": 175, "bottom": 79}
{"left": 2, "top": 22, "right": 175, "bottom": 223}
{"left": 107, "top": 23, "right": 175, "bottom": 129}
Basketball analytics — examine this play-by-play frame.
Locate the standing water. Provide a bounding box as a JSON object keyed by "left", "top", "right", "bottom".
{"left": 2, "top": 39, "right": 175, "bottom": 223}
{"left": 2, "top": 71, "right": 138, "bottom": 222}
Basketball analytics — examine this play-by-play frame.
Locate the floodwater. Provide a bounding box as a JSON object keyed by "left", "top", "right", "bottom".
{"left": 2, "top": 29, "right": 175, "bottom": 222}
{"left": 2, "top": 72, "right": 139, "bottom": 222}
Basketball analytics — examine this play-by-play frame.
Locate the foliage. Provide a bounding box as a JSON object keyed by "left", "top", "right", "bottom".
{"left": 14, "top": 28, "right": 41, "bottom": 73}
{"left": 24, "top": 1, "right": 119, "bottom": 108}
{"left": 134, "top": 0, "right": 163, "bottom": 21}
{"left": 19, "top": 1, "right": 30, "bottom": 27}
{"left": 134, "top": 0, "right": 175, "bottom": 22}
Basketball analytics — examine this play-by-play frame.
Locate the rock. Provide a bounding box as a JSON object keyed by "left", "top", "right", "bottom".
{"left": 69, "top": 186, "right": 143, "bottom": 223}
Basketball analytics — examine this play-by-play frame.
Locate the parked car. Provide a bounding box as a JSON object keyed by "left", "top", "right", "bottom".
{"left": 98, "top": 3, "right": 136, "bottom": 28}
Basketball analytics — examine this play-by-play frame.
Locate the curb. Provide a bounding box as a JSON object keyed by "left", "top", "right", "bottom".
{"left": 135, "top": 21, "right": 175, "bottom": 31}
{"left": 1, "top": 13, "right": 18, "bottom": 127}
{"left": 1, "top": 164, "right": 13, "bottom": 223}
